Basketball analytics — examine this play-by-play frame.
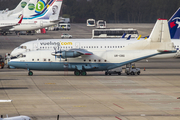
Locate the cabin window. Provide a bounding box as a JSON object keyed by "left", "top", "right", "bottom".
{"left": 97, "top": 46, "right": 98, "bottom": 48}
{"left": 32, "top": 59, "right": 34, "bottom": 61}
{"left": 37, "top": 59, "right": 39, "bottom": 61}
{"left": 84, "top": 59, "right": 86, "bottom": 62}
{"left": 44, "top": 59, "right": 46, "bottom": 62}
{"left": 94, "top": 46, "right": 96, "bottom": 48}
{"left": 101, "top": 46, "right": 102, "bottom": 48}
{"left": 94, "top": 60, "right": 96, "bottom": 62}
{"left": 105, "top": 46, "right": 106, "bottom": 48}
{"left": 48, "top": 59, "right": 51, "bottom": 62}
{"left": 104, "top": 60, "right": 107, "bottom": 62}
{"left": 89, "top": 59, "right": 91, "bottom": 62}
{"left": 99, "top": 60, "right": 101, "bottom": 62}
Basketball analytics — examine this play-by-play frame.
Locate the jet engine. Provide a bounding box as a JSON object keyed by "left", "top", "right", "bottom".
{"left": 51, "top": 51, "right": 82, "bottom": 59}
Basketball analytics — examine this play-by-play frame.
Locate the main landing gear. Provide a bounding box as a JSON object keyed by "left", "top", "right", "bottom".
{"left": 74, "top": 70, "right": 87, "bottom": 76}
{"left": 28, "top": 70, "right": 33, "bottom": 76}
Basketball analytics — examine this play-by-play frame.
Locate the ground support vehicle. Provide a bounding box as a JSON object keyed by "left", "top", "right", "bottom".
{"left": 125, "top": 63, "right": 140, "bottom": 75}
{"left": 105, "top": 67, "right": 122, "bottom": 75}
{"left": 61, "top": 33, "right": 72, "bottom": 38}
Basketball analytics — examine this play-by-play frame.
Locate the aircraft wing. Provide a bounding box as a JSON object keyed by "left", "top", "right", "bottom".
{"left": 69, "top": 49, "right": 93, "bottom": 55}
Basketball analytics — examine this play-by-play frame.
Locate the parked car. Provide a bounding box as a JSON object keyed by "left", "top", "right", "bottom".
{"left": 61, "top": 33, "right": 72, "bottom": 38}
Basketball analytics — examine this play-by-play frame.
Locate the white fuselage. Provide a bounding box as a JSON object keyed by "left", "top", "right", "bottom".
{"left": 11, "top": 38, "right": 180, "bottom": 59}
{"left": 11, "top": 19, "right": 56, "bottom": 31}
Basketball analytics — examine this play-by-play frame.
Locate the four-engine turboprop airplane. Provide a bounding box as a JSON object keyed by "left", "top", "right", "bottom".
{"left": 0, "top": 0, "right": 63, "bottom": 34}
{"left": 8, "top": 19, "right": 176, "bottom": 76}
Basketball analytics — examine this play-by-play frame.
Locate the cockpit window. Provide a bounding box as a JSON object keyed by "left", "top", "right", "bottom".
{"left": 18, "top": 46, "right": 27, "bottom": 49}
{"left": 17, "top": 54, "right": 26, "bottom": 58}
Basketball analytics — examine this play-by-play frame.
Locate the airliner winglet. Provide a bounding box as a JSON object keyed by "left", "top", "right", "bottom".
{"left": 18, "top": 15, "right": 23, "bottom": 24}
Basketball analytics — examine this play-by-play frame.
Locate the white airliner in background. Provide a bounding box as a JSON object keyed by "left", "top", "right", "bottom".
{"left": 0, "top": 15, "right": 23, "bottom": 35}
{"left": 0, "top": 115, "right": 31, "bottom": 120}
{"left": 8, "top": 19, "right": 176, "bottom": 76}
{"left": 0, "top": 0, "right": 63, "bottom": 35}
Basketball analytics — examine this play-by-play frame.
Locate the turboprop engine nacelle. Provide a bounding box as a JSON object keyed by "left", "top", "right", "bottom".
{"left": 51, "top": 51, "right": 82, "bottom": 59}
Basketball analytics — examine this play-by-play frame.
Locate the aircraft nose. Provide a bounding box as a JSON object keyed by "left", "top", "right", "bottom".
{"left": 10, "top": 47, "right": 18, "bottom": 57}
{"left": 11, "top": 47, "right": 26, "bottom": 57}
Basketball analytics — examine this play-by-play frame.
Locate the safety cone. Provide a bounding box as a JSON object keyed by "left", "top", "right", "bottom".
{"left": 144, "top": 67, "right": 146, "bottom": 71}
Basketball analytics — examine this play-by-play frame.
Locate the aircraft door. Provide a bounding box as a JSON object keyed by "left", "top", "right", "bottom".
{"left": 75, "top": 42, "right": 80, "bottom": 49}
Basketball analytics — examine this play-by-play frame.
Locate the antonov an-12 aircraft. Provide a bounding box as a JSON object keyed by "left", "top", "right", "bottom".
{"left": 8, "top": 19, "right": 176, "bottom": 76}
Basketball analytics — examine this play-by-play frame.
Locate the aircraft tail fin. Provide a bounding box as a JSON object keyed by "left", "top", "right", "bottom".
{"left": 27, "top": 0, "right": 63, "bottom": 20}
{"left": 149, "top": 18, "right": 171, "bottom": 43}
{"left": 7, "top": 0, "right": 29, "bottom": 16}
{"left": 23, "top": 0, "right": 48, "bottom": 19}
{"left": 126, "top": 35, "right": 131, "bottom": 40}
{"left": 168, "top": 8, "right": 180, "bottom": 39}
{"left": 121, "top": 33, "right": 126, "bottom": 38}
{"left": 123, "top": 19, "right": 176, "bottom": 52}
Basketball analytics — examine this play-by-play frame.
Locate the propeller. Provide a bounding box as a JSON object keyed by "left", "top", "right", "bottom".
{"left": 57, "top": 115, "right": 59, "bottom": 120}
{"left": 53, "top": 44, "right": 63, "bottom": 61}
{"left": 53, "top": 46, "right": 57, "bottom": 60}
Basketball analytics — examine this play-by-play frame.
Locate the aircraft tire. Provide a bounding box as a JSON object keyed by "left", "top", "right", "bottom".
{"left": 131, "top": 71, "right": 135, "bottom": 75}
{"left": 81, "top": 71, "right": 87, "bottom": 76}
{"left": 105, "top": 72, "right": 108, "bottom": 75}
{"left": 118, "top": 72, "right": 121, "bottom": 75}
{"left": 28, "top": 71, "right": 33, "bottom": 76}
{"left": 137, "top": 71, "right": 140, "bottom": 75}
{"left": 74, "top": 70, "right": 80, "bottom": 76}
